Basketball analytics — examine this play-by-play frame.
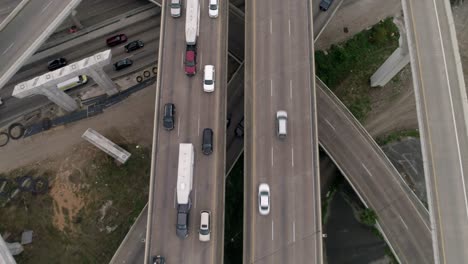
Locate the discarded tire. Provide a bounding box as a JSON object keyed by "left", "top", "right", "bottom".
{"left": 152, "top": 66, "right": 158, "bottom": 74}
{"left": 8, "top": 123, "right": 25, "bottom": 140}
{"left": 33, "top": 177, "right": 49, "bottom": 194}
{"left": 143, "top": 70, "right": 151, "bottom": 78}
{"left": 136, "top": 76, "right": 143, "bottom": 83}
{"left": 0, "top": 132, "right": 9, "bottom": 147}
{"left": 42, "top": 118, "right": 52, "bottom": 130}
{"left": 16, "top": 175, "right": 34, "bottom": 192}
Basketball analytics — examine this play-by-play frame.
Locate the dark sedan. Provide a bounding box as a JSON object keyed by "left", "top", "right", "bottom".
{"left": 125, "top": 40, "right": 144, "bottom": 52}
{"left": 113, "top": 58, "right": 133, "bottom": 71}
{"left": 47, "top": 58, "right": 67, "bottom": 71}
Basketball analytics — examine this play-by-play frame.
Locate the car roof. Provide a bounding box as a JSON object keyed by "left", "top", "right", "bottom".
{"left": 260, "top": 196, "right": 269, "bottom": 206}
{"left": 186, "top": 50, "right": 195, "bottom": 60}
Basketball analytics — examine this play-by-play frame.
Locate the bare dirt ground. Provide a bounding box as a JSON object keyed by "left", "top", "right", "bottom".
{"left": 0, "top": 86, "right": 155, "bottom": 173}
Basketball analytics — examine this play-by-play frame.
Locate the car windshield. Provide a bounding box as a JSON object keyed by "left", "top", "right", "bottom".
{"left": 204, "top": 79, "right": 213, "bottom": 85}
{"left": 170, "top": 3, "right": 180, "bottom": 7}
{"left": 186, "top": 60, "right": 195, "bottom": 67}
{"left": 209, "top": 4, "right": 217, "bottom": 10}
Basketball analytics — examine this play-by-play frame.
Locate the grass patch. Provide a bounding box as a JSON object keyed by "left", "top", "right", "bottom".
{"left": 224, "top": 155, "right": 243, "bottom": 264}
{"left": 376, "top": 129, "right": 420, "bottom": 146}
{"left": 0, "top": 144, "right": 150, "bottom": 264}
{"left": 315, "top": 18, "right": 400, "bottom": 121}
{"left": 359, "top": 208, "right": 378, "bottom": 226}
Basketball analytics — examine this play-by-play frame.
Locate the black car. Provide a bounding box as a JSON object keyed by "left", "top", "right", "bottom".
{"left": 226, "top": 113, "right": 232, "bottom": 128}
{"left": 202, "top": 128, "right": 213, "bottom": 155}
{"left": 48, "top": 58, "right": 67, "bottom": 71}
{"left": 163, "top": 103, "right": 176, "bottom": 130}
{"left": 114, "top": 58, "right": 133, "bottom": 71}
{"left": 235, "top": 117, "right": 244, "bottom": 137}
{"left": 176, "top": 203, "right": 190, "bottom": 239}
{"left": 319, "top": 0, "right": 333, "bottom": 11}
{"left": 125, "top": 40, "right": 144, "bottom": 52}
{"left": 152, "top": 255, "right": 165, "bottom": 264}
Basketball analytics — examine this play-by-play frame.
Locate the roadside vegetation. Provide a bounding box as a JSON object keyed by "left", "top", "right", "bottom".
{"left": 315, "top": 18, "right": 400, "bottom": 121}
{"left": 376, "top": 129, "right": 420, "bottom": 146}
{"left": 0, "top": 143, "right": 150, "bottom": 263}
{"left": 224, "top": 155, "right": 243, "bottom": 264}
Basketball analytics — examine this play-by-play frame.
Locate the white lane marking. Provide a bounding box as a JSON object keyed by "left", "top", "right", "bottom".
{"left": 272, "top": 221, "right": 274, "bottom": 240}
{"left": 399, "top": 215, "right": 408, "bottom": 230}
{"left": 431, "top": 0, "right": 468, "bottom": 219}
{"left": 197, "top": 117, "right": 200, "bottom": 136}
{"left": 271, "top": 146, "right": 274, "bottom": 167}
{"left": 270, "top": 79, "right": 273, "bottom": 97}
{"left": 41, "top": 0, "right": 53, "bottom": 13}
{"left": 270, "top": 19, "right": 272, "bottom": 34}
{"left": 2, "top": 43, "right": 14, "bottom": 55}
{"left": 289, "top": 80, "right": 293, "bottom": 99}
{"left": 173, "top": 188, "right": 177, "bottom": 208}
{"left": 292, "top": 221, "right": 296, "bottom": 242}
{"left": 177, "top": 117, "right": 181, "bottom": 136}
{"left": 362, "top": 163, "right": 372, "bottom": 176}
{"left": 324, "top": 118, "right": 335, "bottom": 130}
{"left": 291, "top": 147, "right": 294, "bottom": 167}
{"left": 194, "top": 189, "right": 197, "bottom": 208}
{"left": 288, "top": 20, "right": 291, "bottom": 36}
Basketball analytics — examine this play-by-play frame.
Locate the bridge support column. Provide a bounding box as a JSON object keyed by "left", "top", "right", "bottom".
{"left": 86, "top": 67, "right": 119, "bottom": 96}
{"left": 70, "top": 9, "right": 84, "bottom": 29}
{"left": 370, "top": 15, "right": 410, "bottom": 87}
{"left": 38, "top": 86, "right": 79, "bottom": 112}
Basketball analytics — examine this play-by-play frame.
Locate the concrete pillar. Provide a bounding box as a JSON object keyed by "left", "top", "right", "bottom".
{"left": 86, "top": 67, "right": 119, "bottom": 96}
{"left": 370, "top": 15, "right": 410, "bottom": 87}
{"left": 70, "top": 9, "right": 84, "bottom": 29}
{"left": 38, "top": 86, "right": 78, "bottom": 112}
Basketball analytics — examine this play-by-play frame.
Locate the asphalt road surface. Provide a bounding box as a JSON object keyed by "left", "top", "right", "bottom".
{"left": 403, "top": 0, "right": 468, "bottom": 262}
{"left": 144, "top": 1, "right": 228, "bottom": 263}
{"left": 0, "top": 0, "right": 81, "bottom": 90}
{"left": 243, "top": 0, "right": 322, "bottom": 263}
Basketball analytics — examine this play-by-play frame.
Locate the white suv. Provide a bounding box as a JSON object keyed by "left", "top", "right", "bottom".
{"left": 199, "top": 210, "right": 211, "bottom": 241}
{"left": 208, "top": 0, "right": 218, "bottom": 18}
{"left": 258, "top": 183, "right": 270, "bottom": 215}
{"left": 203, "top": 65, "right": 215, "bottom": 92}
{"left": 276, "top": 110, "right": 287, "bottom": 139}
{"left": 170, "top": 0, "right": 182, "bottom": 18}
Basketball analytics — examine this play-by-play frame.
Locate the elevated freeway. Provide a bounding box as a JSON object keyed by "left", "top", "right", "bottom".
{"left": 402, "top": 0, "right": 468, "bottom": 262}
{"left": 144, "top": 0, "right": 228, "bottom": 263}
{"left": 244, "top": 0, "right": 322, "bottom": 263}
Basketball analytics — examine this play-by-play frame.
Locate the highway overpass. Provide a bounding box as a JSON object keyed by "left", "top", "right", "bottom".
{"left": 243, "top": 0, "right": 322, "bottom": 263}
{"left": 402, "top": 0, "right": 468, "bottom": 262}
{"left": 143, "top": 0, "right": 228, "bottom": 263}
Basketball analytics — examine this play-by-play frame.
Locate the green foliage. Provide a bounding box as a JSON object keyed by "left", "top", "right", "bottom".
{"left": 360, "top": 208, "right": 378, "bottom": 226}
{"left": 376, "top": 130, "right": 420, "bottom": 146}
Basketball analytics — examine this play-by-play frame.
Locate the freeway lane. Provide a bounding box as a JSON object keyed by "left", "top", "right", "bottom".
{"left": 402, "top": 0, "right": 468, "bottom": 262}
{"left": 244, "top": 0, "right": 322, "bottom": 262}
{"left": 0, "top": 0, "right": 81, "bottom": 90}
{"left": 317, "top": 80, "right": 433, "bottom": 263}
{"left": 144, "top": 0, "right": 228, "bottom": 263}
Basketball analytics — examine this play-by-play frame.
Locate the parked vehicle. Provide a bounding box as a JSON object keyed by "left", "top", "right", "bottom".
{"left": 170, "top": 0, "right": 182, "bottom": 17}
{"left": 163, "top": 103, "right": 176, "bottom": 130}
{"left": 125, "top": 40, "right": 144, "bottom": 52}
{"left": 185, "top": 45, "right": 197, "bottom": 76}
{"left": 48, "top": 58, "right": 67, "bottom": 71}
{"left": 258, "top": 183, "right": 270, "bottom": 215}
{"left": 106, "top": 34, "right": 127, "bottom": 47}
{"left": 235, "top": 117, "right": 244, "bottom": 137}
{"left": 202, "top": 128, "right": 213, "bottom": 155}
{"left": 176, "top": 143, "right": 194, "bottom": 239}
{"left": 319, "top": 0, "right": 333, "bottom": 11}
{"left": 57, "top": 75, "right": 88, "bottom": 91}
{"left": 203, "top": 65, "right": 215, "bottom": 92}
{"left": 208, "top": 0, "right": 218, "bottom": 18}
{"left": 114, "top": 58, "right": 133, "bottom": 71}
{"left": 276, "top": 110, "right": 287, "bottom": 139}
{"left": 185, "top": 0, "right": 200, "bottom": 45}
{"left": 199, "top": 210, "right": 211, "bottom": 241}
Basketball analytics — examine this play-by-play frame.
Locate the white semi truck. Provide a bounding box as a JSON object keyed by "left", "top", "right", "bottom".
{"left": 176, "top": 143, "right": 194, "bottom": 238}
{"left": 185, "top": 0, "right": 200, "bottom": 45}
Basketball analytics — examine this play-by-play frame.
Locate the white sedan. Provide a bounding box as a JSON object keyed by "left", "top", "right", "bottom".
{"left": 209, "top": 0, "right": 218, "bottom": 18}
{"left": 258, "top": 183, "right": 270, "bottom": 215}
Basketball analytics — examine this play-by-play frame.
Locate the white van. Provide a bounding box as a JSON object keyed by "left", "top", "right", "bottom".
{"left": 57, "top": 75, "right": 88, "bottom": 91}
{"left": 170, "top": 0, "right": 182, "bottom": 18}
{"left": 203, "top": 65, "right": 215, "bottom": 92}
{"left": 276, "top": 110, "right": 287, "bottom": 139}
{"left": 199, "top": 210, "right": 211, "bottom": 242}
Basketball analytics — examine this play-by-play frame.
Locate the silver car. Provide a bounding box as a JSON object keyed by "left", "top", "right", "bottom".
{"left": 258, "top": 183, "right": 270, "bottom": 215}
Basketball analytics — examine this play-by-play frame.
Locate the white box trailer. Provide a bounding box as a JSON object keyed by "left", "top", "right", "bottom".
{"left": 176, "top": 143, "right": 194, "bottom": 205}
{"left": 185, "top": 0, "right": 200, "bottom": 45}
